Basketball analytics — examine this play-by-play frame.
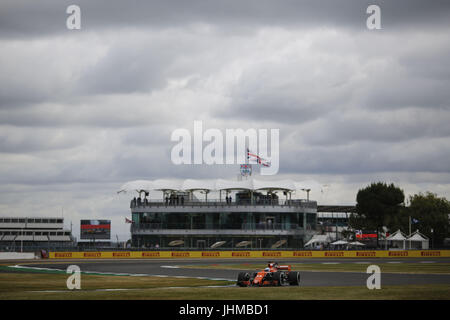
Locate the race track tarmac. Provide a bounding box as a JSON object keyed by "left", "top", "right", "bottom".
{"left": 13, "top": 258, "right": 450, "bottom": 287}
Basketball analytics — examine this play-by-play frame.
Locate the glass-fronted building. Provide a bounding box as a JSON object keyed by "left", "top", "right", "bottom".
{"left": 121, "top": 179, "right": 318, "bottom": 249}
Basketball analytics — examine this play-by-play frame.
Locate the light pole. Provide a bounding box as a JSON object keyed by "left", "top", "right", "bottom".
{"left": 431, "top": 228, "right": 434, "bottom": 249}
{"left": 409, "top": 216, "right": 411, "bottom": 249}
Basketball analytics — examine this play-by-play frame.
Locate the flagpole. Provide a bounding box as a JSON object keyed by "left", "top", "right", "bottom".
{"left": 409, "top": 216, "right": 411, "bottom": 249}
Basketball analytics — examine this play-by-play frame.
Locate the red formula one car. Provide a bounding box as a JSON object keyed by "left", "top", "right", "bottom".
{"left": 236, "top": 262, "right": 300, "bottom": 287}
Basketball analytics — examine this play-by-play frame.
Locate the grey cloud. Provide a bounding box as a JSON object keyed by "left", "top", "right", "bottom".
{"left": 1, "top": 0, "right": 450, "bottom": 233}
{"left": 78, "top": 42, "right": 168, "bottom": 95}
{"left": 298, "top": 108, "right": 450, "bottom": 147}
{"left": 1, "top": 1, "right": 450, "bottom": 39}
{"left": 279, "top": 137, "right": 450, "bottom": 176}
{"left": 0, "top": 126, "right": 89, "bottom": 153}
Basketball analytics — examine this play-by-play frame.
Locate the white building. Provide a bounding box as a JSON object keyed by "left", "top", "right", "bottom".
{"left": 0, "top": 217, "right": 73, "bottom": 251}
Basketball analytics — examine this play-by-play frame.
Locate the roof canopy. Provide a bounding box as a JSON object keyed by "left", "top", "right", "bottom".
{"left": 215, "top": 179, "right": 253, "bottom": 191}
{"left": 253, "top": 179, "right": 296, "bottom": 191}
{"left": 386, "top": 229, "right": 407, "bottom": 241}
{"left": 152, "top": 179, "right": 182, "bottom": 191}
{"left": 118, "top": 178, "right": 324, "bottom": 194}
{"left": 117, "top": 180, "right": 154, "bottom": 194}
{"left": 182, "top": 179, "right": 216, "bottom": 191}
{"left": 407, "top": 231, "right": 429, "bottom": 241}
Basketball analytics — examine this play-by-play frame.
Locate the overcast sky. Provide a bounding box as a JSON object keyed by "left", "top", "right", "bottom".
{"left": 1, "top": 1, "right": 450, "bottom": 241}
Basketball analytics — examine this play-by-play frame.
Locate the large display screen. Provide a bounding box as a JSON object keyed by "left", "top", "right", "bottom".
{"left": 80, "top": 220, "right": 111, "bottom": 240}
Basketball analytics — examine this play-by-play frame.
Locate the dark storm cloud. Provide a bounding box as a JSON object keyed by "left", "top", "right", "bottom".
{"left": 78, "top": 40, "right": 169, "bottom": 95}
{"left": 1, "top": 0, "right": 450, "bottom": 225}
{"left": 1, "top": 0, "right": 450, "bottom": 39}
{"left": 298, "top": 108, "right": 450, "bottom": 146}
{"left": 279, "top": 137, "right": 450, "bottom": 176}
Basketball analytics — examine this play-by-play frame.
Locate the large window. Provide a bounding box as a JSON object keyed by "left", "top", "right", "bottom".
{"left": 306, "top": 213, "right": 317, "bottom": 229}
{"left": 133, "top": 211, "right": 314, "bottom": 230}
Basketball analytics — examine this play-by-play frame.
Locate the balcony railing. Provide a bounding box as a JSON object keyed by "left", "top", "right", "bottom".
{"left": 130, "top": 199, "right": 316, "bottom": 209}
{"left": 131, "top": 222, "right": 303, "bottom": 232}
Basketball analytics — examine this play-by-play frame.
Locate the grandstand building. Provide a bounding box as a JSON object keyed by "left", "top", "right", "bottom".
{"left": 120, "top": 179, "right": 318, "bottom": 249}
{"left": 0, "top": 217, "right": 73, "bottom": 251}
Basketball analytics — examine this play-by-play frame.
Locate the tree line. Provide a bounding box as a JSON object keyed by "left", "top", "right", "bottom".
{"left": 349, "top": 182, "right": 450, "bottom": 247}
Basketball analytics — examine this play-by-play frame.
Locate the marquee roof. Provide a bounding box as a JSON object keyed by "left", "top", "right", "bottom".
{"left": 386, "top": 229, "right": 407, "bottom": 241}
{"left": 118, "top": 178, "right": 324, "bottom": 194}
{"left": 407, "top": 231, "right": 429, "bottom": 241}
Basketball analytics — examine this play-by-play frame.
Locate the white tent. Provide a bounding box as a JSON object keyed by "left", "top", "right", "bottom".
{"left": 407, "top": 230, "right": 429, "bottom": 249}
{"left": 386, "top": 230, "right": 407, "bottom": 241}
{"left": 304, "top": 234, "right": 331, "bottom": 247}
{"left": 386, "top": 229, "right": 407, "bottom": 249}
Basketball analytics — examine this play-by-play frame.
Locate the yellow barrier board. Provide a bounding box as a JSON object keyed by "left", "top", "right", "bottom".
{"left": 49, "top": 250, "right": 450, "bottom": 259}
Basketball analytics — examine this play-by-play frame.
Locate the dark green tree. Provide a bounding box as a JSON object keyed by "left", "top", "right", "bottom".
{"left": 407, "top": 192, "right": 450, "bottom": 247}
{"left": 352, "top": 182, "right": 405, "bottom": 247}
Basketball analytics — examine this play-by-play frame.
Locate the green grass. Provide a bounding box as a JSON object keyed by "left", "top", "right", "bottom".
{"left": 0, "top": 272, "right": 231, "bottom": 299}
{"left": 182, "top": 263, "right": 450, "bottom": 274}
{"left": 0, "top": 272, "right": 448, "bottom": 300}
{"left": 1, "top": 263, "right": 449, "bottom": 300}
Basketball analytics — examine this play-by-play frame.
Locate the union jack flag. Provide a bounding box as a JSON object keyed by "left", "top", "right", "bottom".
{"left": 247, "top": 148, "right": 271, "bottom": 167}
{"left": 125, "top": 217, "right": 133, "bottom": 224}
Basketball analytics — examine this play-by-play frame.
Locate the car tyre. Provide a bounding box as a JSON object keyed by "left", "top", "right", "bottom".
{"left": 272, "top": 271, "right": 282, "bottom": 286}
{"left": 288, "top": 271, "right": 300, "bottom": 286}
{"left": 237, "top": 272, "right": 250, "bottom": 287}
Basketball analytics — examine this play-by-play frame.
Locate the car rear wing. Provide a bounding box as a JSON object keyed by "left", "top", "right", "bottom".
{"left": 277, "top": 265, "right": 291, "bottom": 271}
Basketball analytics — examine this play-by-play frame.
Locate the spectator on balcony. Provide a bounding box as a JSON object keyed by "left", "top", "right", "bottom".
{"left": 181, "top": 196, "right": 184, "bottom": 206}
